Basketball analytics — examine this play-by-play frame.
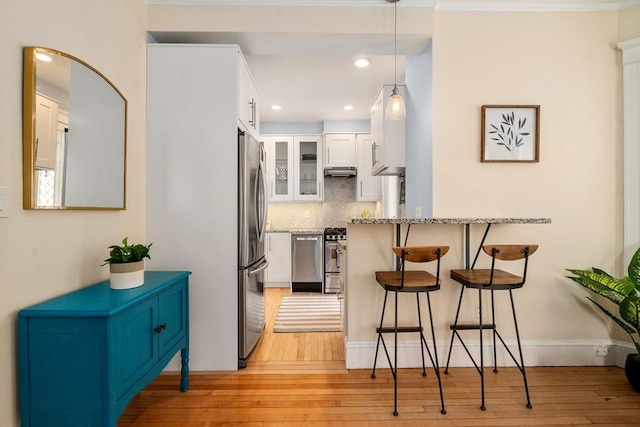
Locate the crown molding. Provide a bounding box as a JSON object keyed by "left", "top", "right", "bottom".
{"left": 146, "top": 0, "right": 437, "bottom": 6}
{"left": 436, "top": 0, "right": 639, "bottom": 11}
{"left": 146, "top": 0, "right": 640, "bottom": 10}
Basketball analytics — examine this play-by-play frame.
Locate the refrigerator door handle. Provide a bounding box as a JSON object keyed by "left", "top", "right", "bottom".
{"left": 254, "top": 145, "right": 268, "bottom": 243}
{"left": 249, "top": 258, "right": 269, "bottom": 276}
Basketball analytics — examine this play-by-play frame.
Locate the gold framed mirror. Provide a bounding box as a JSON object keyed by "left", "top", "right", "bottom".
{"left": 23, "top": 46, "right": 127, "bottom": 210}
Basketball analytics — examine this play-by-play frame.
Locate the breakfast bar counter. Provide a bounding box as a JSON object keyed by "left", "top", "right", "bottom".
{"left": 341, "top": 217, "right": 551, "bottom": 370}
{"left": 350, "top": 217, "right": 552, "bottom": 225}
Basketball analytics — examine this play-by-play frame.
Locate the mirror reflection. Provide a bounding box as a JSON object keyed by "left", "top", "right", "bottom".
{"left": 23, "top": 47, "right": 127, "bottom": 209}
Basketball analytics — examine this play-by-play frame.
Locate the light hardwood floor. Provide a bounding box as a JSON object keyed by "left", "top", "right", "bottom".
{"left": 247, "top": 287, "right": 346, "bottom": 374}
{"left": 119, "top": 288, "right": 640, "bottom": 426}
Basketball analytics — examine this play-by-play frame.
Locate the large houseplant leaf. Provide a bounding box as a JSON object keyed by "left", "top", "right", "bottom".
{"left": 587, "top": 297, "right": 637, "bottom": 336}
{"left": 629, "top": 247, "right": 640, "bottom": 292}
{"left": 620, "top": 294, "right": 640, "bottom": 333}
{"left": 566, "top": 269, "right": 632, "bottom": 304}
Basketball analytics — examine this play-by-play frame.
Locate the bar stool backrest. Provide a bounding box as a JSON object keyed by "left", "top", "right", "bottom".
{"left": 482, "top": 244, "right": 538, "bottom": 287}
{"left": 392, "top": 246, "right": 450, "bottom": 263}
{"left": 482, "top": 244, "right": 538, "bottom": 261}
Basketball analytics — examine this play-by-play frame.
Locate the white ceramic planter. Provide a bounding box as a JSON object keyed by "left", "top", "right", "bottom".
{"left": 109, "top": 261, "right": 144, "bottom": 290}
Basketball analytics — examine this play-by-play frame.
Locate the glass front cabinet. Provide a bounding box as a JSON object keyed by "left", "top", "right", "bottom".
{"left": 263, "top": 136, "right": 294, "bottom": 201}
{"left": 263, "top": 135, "right": 323, "bottom": 202}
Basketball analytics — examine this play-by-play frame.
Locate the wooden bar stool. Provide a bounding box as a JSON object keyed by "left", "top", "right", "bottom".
{"left": 445, "top": 244, "right": 537, "bottom": 410}
{"left": 371, "top": 245, "right": 448, "bottom": 416}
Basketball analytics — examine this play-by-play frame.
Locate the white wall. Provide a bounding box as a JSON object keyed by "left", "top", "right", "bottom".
{"left": 0, "top": 1, "right": 147, "bottom": 426}
{"left": 432, "top": 10, "right": 627, "bottom": 349}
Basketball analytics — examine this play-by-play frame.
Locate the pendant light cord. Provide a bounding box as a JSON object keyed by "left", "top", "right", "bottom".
{"left": 394, "top": 0, "right": 397, "bottom": 86}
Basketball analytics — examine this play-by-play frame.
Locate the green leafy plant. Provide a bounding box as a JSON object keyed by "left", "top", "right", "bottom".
{"left": 102, "top": 237, "right": 152, "bottom": 265}
{"left": 566, "top": 247, "right": 640, "bottom": 353}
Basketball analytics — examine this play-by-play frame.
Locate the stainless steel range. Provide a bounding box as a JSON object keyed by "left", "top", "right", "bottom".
{"left": 324, "top": 227, "right": 346, "bottom": 293}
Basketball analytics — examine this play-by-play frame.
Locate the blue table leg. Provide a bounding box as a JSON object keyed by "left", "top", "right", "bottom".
{"left": 180, "top": 346, "right": 189, "bottom": 392}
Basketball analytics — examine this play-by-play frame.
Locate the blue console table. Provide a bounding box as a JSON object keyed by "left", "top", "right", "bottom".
{"left": 18, "top": 271, "right": 191, "bottom": 427}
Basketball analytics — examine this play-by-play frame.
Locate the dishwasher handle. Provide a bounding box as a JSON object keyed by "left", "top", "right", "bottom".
{"left": 295, "top": 236, "right": 319, "bottom": 241}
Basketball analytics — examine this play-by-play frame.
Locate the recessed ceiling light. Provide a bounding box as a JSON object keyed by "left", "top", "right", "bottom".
{"left": 271, "top": 105, "right": 282, "bottom": 110}
{"left": 36, "top": 53, "right": 52, "bottom": 62}
{"left": 343, "top": 105, "right": 354, "bottom": 111}
{"left": 354, "top": 58, "right": 370, "bottom": 68}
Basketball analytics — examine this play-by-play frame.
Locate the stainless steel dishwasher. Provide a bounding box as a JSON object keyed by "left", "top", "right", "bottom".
{"left": 291, "top": 233, "right": 323, "bottom": 292}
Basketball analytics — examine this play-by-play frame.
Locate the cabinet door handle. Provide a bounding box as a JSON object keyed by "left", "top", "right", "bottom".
{"left": 154, "top": 323, "right": 167, "bottom": 334}
{"left": 249, "top": 98, "right": 256, "bottom": 128}
{"left": 371, "top": 142, "right": 377, "bottom": 167}
{"left": 360, "top": 180, "right": 363, "bottom": 197}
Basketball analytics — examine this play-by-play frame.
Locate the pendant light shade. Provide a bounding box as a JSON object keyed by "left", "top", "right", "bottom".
{"left": 386, "top": 84, "right": 406, "bottom": 120}
{"left": 386, "top": 0, "right": 405, "bottom": 120}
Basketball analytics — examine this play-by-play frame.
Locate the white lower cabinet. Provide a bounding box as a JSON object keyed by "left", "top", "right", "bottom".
{"left": 265, "top": 232, "right": 291, "bottom": 286}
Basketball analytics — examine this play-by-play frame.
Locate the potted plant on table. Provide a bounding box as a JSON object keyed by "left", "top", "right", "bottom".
{"left": 102, "top": 237, "right": 152, "bottom": 290}
{"left": 566, "top": 247, "right": 640, "bottom": 392}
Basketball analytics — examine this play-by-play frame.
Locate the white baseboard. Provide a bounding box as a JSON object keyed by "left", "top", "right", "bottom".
{"left": 345, "top": 338, "right": 638, "bottom": 370}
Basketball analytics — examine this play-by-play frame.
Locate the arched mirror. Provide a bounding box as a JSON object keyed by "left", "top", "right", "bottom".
{"left": 23, "top": 46, "right": 127, "bottom": 210}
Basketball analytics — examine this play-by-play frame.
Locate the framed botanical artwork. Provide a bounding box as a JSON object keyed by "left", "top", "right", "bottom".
{"left": 481, "top": 105, "right": 540, "bottom": 163}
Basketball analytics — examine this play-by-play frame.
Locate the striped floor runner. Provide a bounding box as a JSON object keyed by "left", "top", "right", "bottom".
{"left": 274, "top": 294, "right": 341, "bottom": 333}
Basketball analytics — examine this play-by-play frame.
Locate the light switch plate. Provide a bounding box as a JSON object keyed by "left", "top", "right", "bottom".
{"left": 0, "top": 186, "right": 9, "bottom": 218}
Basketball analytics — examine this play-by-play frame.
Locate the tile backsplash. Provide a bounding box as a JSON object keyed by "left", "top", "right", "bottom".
{"left": 266, "top": 177, "right": 377, "bottom": 229}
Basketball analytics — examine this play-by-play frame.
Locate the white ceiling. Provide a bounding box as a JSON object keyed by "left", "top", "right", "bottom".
{"left": 147, "top": 0, "right": 636, "bottom": 122}
{"left": 148, "top": 31, "right": 423, "bottom": 123}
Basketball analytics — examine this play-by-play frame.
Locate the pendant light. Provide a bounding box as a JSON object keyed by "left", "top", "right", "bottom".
{"left": 385, "top": 0, "right": 406, "bottom": 120}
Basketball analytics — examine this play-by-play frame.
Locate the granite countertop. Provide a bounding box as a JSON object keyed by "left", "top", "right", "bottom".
{"left": 350, "top": 217, "right": 552, "bottom": 225}
{"left": 266, "top": 228, "right": 324, "bottom": 234}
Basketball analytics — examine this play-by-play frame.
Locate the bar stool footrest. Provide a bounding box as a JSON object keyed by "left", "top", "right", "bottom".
{"left": 377, "top": 326, "right": 423, "bottom": 333}
{"left": 449, "top": 323, "right": 496, "bottom": 330}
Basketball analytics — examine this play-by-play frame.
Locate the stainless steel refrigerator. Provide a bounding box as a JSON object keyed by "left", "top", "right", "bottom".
{"left": 238, "top": 130, "right": 268, "bottom": 368}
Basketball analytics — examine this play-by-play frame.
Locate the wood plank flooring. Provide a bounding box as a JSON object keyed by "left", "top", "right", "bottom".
{"left": 119, "top": 288, "right": 640, "bottom": 426}
{"left": 119, "top": 366, "right": 640, "bottom": 426}
{"left": 248, "top": 288, "right": 346, "bottom": 372}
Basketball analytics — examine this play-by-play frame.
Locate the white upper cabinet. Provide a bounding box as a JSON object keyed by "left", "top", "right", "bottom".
{"left": 238, "top": 56, "right": 259, "bottom": 139}
{"left": 263, "top": 135, "right": 323, "bottom": 202}
{"left": 324, "top": 133, "right": 356, "bottom": 168}
{"left": 293, "top": 135, "right": 323, "bottom": 202}
{"left": 35, "top": 93, "right": 59, "bottom": 170}
{"left": 263, "top": 136, "right": 294, "bottom": 202}
{"left": 370, "top": 84, "right": 406, "bottom": 176}
{"left": 356, "top": 134, "right": 380, "bottom": 201}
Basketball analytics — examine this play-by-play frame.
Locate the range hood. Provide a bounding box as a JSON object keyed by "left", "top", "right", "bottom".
{"left": 324, "top": 167, "right": 357, "bottom": 177}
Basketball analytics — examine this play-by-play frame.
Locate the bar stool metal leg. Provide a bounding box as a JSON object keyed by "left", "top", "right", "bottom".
{"left": 491, "top": 290, "right": 498, "bottom": 373}
{"left": 444, "top": 285, "right": 466, "bottom": 374}
{"left": 371, "top": 291, "right": 390, "bottom": 378}
{"left": 416, "top": 293, "right": 427, "bottom": 377}
{"left": 393, "top": 290, "right": 399, "bottom": 416}
{"left": 425, "top": 292, "right": 447, "bottom": 415}
{"left": 509, "top": 289, "right": 532, "bottom": 409}
{"left": 479, "top": 288, "right": 486, "bottom": 411}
